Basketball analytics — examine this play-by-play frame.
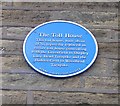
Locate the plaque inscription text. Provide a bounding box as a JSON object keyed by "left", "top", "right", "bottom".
{"left": 32, "top": 32, "right": 88, "bottom": 67}
{"left": 23, "top": 20, "right": 98, "bottom": 77}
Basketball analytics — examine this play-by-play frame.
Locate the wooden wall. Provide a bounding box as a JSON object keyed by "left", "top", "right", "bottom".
{"left": 1, "top": 2, "right": 119, "bottom": 104}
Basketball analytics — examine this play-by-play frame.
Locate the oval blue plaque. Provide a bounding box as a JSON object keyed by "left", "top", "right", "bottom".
{"left": 23, "top": 20, "right": 98, "bottom": 78}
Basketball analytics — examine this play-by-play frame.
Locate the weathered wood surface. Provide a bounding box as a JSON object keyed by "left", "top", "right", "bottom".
{"left": 1, "top": 2, "right": 119, "bottom": 104}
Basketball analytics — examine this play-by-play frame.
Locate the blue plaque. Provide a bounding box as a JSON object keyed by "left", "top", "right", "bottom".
{"left": 23, "top": 20, "right": 98, "bottom": 78}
